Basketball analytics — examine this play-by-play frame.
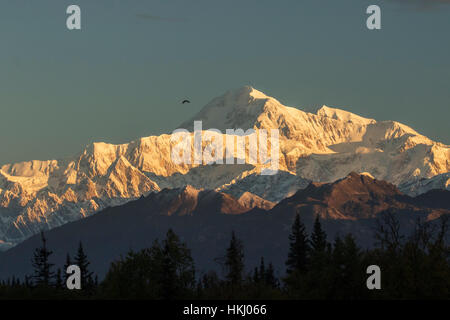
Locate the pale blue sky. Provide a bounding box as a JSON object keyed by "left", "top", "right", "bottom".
{"left": 0, "top": 0, "right": 449, "bottom": 164}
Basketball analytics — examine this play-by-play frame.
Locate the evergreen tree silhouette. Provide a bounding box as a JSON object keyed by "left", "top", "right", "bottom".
{"left": 304, "top": 216, "right": 332, "bottom": 298}
{"left": 225, "top": 231, "right": 245, "bottom": 288}
{"left": 55, "top": 268, "right": 63, "bottom": 289}
{"left": 311, "top": 216, "right": 327, "bottom": 253}
{"left": 74, "top": 242, "right": 93, "bottom": 290}
{"left": 101, "top": 229, "right": 195, "bottom": 299}
{"left": 24, "top": 275, "right": 31, "bottom": 288}
{"left": 63, "top": 253, "right": 71, "bottom": 286}
{"left": 161, "top": 235, "right": 178, "bottom": 300}
{"left": 265, "top": 262, "right": 278, "bottom": 288}
{"left": 329, "top": 234, "right": 365, "bottom": 299}
{"left": 286, "top": 213, "right": 310, "bottom": 274}
{"left": 160, "top": 229, "right": 196, "bottom": 299}
{"left": 252, "top": 267, "right": 259, "bottom": 283}
{"left": 259, "top": 257, "right": 266, "bottom": 282}
{"left": 31, "top": 231, "right": 55, "bottom": 287}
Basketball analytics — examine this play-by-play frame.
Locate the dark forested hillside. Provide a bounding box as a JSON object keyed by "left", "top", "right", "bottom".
{"left": 0, "top": 174, "right": 448, "bottom": 284}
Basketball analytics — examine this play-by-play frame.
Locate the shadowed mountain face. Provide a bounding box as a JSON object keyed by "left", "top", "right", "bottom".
{"left": 276, "top": 172, "right": 448, "bottom": 220}
{"left": 410, "top": 189, "right": 450, "bottom": 209}
{"left": 127, "top": 185, "right": 274, "bottom": 216}
{"left": 0, "top": 173, "right": 448, "bottom": 281}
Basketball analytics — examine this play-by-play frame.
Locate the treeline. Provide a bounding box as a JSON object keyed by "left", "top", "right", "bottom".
{"left": 0, "top": 233, "right": 98, "bottom": 299}
{"left": 0, "top": 213, "right": 449, "bottom": 299}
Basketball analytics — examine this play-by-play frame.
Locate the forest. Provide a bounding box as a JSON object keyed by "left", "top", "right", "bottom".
{"left": 0, "top": 212, "right": 448, "bottom": 300}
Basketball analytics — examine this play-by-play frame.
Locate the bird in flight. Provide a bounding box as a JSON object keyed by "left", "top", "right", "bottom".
{"left": 181, "top": 99, "right": 191, "bottom": 104}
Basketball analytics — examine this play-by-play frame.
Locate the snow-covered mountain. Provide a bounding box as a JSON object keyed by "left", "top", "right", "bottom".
{"left": 399, "top": 172, "right": 450, "bottom": 196}
{"left": 0, "top": 86, "right": 448, "bottom": 249}
{"left": 215, "top": 171, "right": 310, "bottom": 203}
{"left": 181, "top": 86, "right": 448, "bottom": 183}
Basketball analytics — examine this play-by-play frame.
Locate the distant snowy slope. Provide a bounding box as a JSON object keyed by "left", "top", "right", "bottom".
{"left": 399, "top": 172, "right": 450, "bottom": 196}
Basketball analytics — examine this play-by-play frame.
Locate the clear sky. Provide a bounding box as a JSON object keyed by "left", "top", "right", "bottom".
{"left": 0, "top": 0, "right": 449, "bottom": 164}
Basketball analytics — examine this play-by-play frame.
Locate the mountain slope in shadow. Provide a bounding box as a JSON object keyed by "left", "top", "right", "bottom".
{"left": 0, "top": 173, "right": 448, "bottom": 280}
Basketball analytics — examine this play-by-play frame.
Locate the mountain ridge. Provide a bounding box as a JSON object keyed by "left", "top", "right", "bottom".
{"left": 1, "top": 172, "right": 447, "bottom": 280}
{"left": 274, "top": 172, "right": 448, "bottom": 220}
{"left": 0, "top": 86, "right": 448, "bottom": 248}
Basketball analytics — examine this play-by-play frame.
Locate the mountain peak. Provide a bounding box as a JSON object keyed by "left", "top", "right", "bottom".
{"left": 179, "top": 86, "right": 274, "bottom": 131}
{"left": 283, "top": 172, "right": 405, "bottom": 219}
{"left": 315, "top": 105, "right": 375, "bottom": 125}
{"left": 180, "top": 184, "right": 202, "bottom": 196}
{"left": 227, "top": 86, "right": 270, "bottom": 100}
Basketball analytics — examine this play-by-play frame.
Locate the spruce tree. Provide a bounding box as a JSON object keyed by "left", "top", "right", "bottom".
{"left": 306, "top": 216, "right": 332, "bottom": 298}
{"left": 63, "top": 253, "right": 71, "bottom": 287}
{"left": 225, "top": 231, "right": 245, "bottom": 287}
{"left": 286, "top": 214, "right": 310, "bottom": 274}
{"left": 24, "top": 275, "right": 31, "bottom": 288}
{"left": 74, "top": 242, "right": 93, "bottom": 290}
{"left": 265, "top": 263, "right": 278, "bottom": 288}
{"left": 341, "top": 234, "right": 364, "bottom": 298}
{"left": 55, "top": 268, "right": 63, "bottom": 289}
{"left": 311, "top": 216, "right": 327, "bottom": 253}
{"left": 161, "top": 236, "right": 178, "bottom": 300}
{"left": 31, "top": 231, "right": 55, "bottom": 287}
{"left": 160, "top": 229, "right": 196, "bottom": 299}
{"left": 252, "top": 267, "right": 259, "bottom": 283}
{"left": 259, "top": 257, "right": 266, "bottom": 281}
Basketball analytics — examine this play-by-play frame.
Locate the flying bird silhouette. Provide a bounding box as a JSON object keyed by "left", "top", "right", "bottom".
{"left": 181, "top": 99, "right": 191, "bottom": 104}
